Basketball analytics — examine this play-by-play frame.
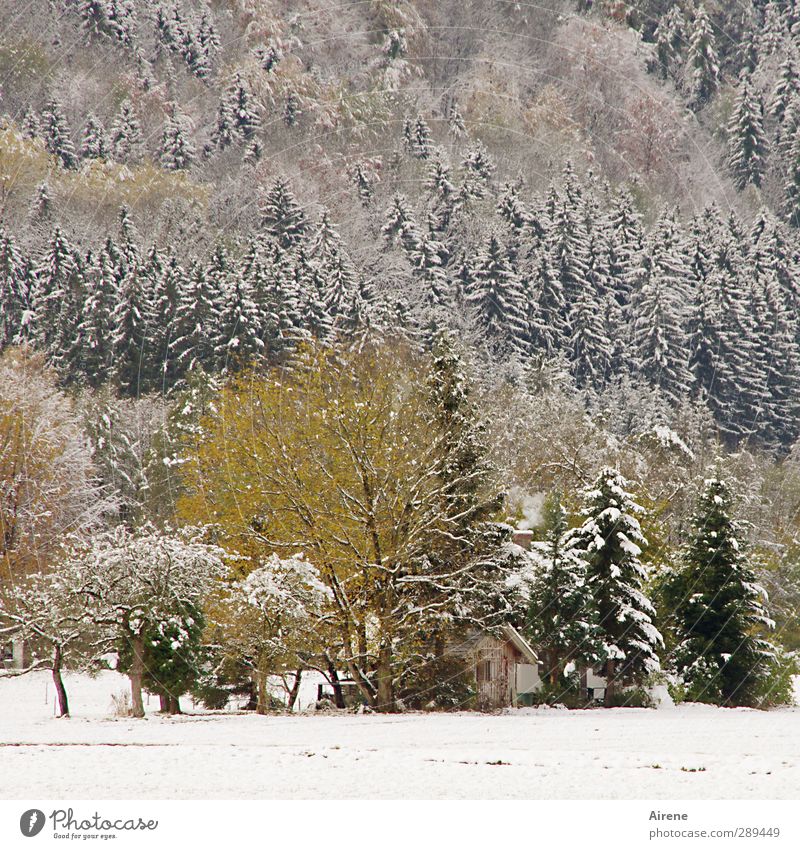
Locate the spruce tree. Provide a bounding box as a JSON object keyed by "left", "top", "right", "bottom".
{"left": 260, "top": 178, "right": 307, "bottom": 250}
{"left": 42, "top": 98, "right": 78, "bottom": 169}
{"left": 159, "top": 109, "right": 195, "bottom": 171}
{"left": 526, "top": 491, "right": 600, "bottom": 687}
{"left": 81, "top": 114, "right": 109, "bottom": 160}
{"left": 283, "top": 92, "right": 301, "bottom": 128}
{"left": 78, "top": 247, "right": 118, "bottom": 385}
{"left": 784, "top": 130, "right": 800, "bottom": 227}
{"left": 770, "top": 51, "right": 800, "bottom": 127}
{"left": 226, "top": 72, "right": 261, "bottom": 143}
{"left": 528, "top": 244, "right": 568, "bottom": 356}
{"left": 211, "top": 97, "right": 235, "bottom": 151}
{"left": 569, "top": 281, "right": 612, "bottom": 393}
{"left": 548, "top": 192, "right": 590, "bottom": 312}
{"left": 663, "top": 477, "right": 780, "bottom": 706}
{"left": 171, "top": 260, "right": 220, "bottom": 373}
{"left": 110, "top": 99, "right": 142, "bottom": 163}
{"left": 0, "top": 226, "right": 26, "bottom": 349}
{"left": 687, "top": 3, "right": 719, "bottom": 109}
{"left": 466, "top": 231, "right": 528, "bottom": 359}
{"left": 21, "top": 107, "right": 40, "bottom": 139}
{"left": 629, "top": 214, "right": 694, "bottom": 404}
{"left": 567, "top": 468, "right": 662, "bottom": 705}
{"left": 727, "top": 75, "right": 767, "bottom": 190}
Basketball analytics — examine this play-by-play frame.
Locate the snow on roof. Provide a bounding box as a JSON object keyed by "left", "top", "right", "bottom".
{"left": 501, "top": 625, "right": 539, "bottom": 665}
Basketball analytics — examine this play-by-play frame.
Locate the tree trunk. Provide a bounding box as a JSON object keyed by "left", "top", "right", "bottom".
{"left": 604, "top": 659, "right": 616, "bottom": 707}
{"left": 159, "top": 694, "right": 169, "bottom": 712}
{"left": 256, "top": 661, "right": 268, "bottom": 715}
{"left": 326, "top": 657, "right": 346, "bottom": 709}
{"left": 286, "top": 669, "right": 302, "bottom": 711}
{"left": 129, "top": 634, "right": 146, "bottom": 718}
{"left": 52, "top": 644, "right": 69, "bottom": 718}
{"left": 168, "top": 696, "right": 181, "bottom": 714}
{"left": 375, "top": 643, "right": 394, "bottom": 712}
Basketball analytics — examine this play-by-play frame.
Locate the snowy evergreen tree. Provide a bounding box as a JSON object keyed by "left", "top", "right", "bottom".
{"left": 159, "top": 108, "right": 195, "bottom": 171}
{"left": 784, "top": 130, "right": 800, "bottom": 227}
{"left": 687, "top": 4, "right": 719, "bottom": 109}
{"left": 283, "top": 91, "right": 301, "bottom": 128}
{"left": 549, "top": 192, "right": 590, "bottom": 311}
{"left": 29, "top": 182, "right": 53, "bottom": 225}
{"left": 528, "top": 244, "right": 568, "bottom": 356}
{"left": 629, "top": 214, "right": 693, "bottom": 404}
{"left": 0, "top": 227, "right": 26, "bottom": 349}
{"left": 171, "top": 260, "right": 220, "bottom": 373}
{"left": 110, "top": 99, "right": 142, "bottom": 163}
{"left": 42, "top": 98, "right": 78, "bottom": 169}
{"left": 466, "top": 232, "right": 528, "bottom": 359}
{"left": 110, "top": 247, "right": 153, "bottom": 396}
{"left": 652, "top": 5, "right": 686, "bottom": 80}
{"left": 525, "top": 491, "right": 600, "bottom": 686}
{"left": 770, "top": 50, "right": 800, "bottom": 127}
{"left": 21, "top": 107, "right": 40, "bottom": 139}
{"left": 75, "top": 247, "right": 117, "bottom": 384}
{"left": 567, "top": 468, "right": 662, "bottom": 704}
{"left": 662, "top": 477, "right": 782, "bottom": 706}
{"left": 569, "top": 279, "right": 612, "bottom": 393}
{"left": 727, "top": 75, "right": 767, "bottom": 190}
{"left": 81, "top": 114, "right": 109, "bottom": 160}
{"left": 226, "top": 72, "right": 261, "bottom": 143}
{"left": 33, "top": 228, "right": 84, "bottom": 366}
{"left": 260, "top": 178, "right": 307, "bottom": 250}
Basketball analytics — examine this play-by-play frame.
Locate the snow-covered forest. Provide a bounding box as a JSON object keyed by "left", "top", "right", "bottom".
{"left": 3, "top": 1, "right": 800, "bottom": 727}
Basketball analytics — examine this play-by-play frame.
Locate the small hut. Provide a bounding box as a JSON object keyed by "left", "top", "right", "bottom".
{"left": 454, "top": 624, "right": 540, "bottom": 710}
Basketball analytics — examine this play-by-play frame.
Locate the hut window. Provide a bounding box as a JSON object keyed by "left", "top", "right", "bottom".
{"left": 476, "top": 659, "right": 491, "bottom": 682}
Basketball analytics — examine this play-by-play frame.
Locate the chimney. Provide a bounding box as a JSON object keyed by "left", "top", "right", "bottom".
{"left": 512, "top": 530, "right": 533, "bottom": 550}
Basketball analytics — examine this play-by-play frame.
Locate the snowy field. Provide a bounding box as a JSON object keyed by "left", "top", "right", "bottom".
{"left": 0, "top": 672, "right": 798, "bottom": 800}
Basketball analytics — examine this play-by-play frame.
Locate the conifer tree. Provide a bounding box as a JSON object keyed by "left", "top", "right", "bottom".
{"left": 159, "top": 108, "right": 195, "bottom": 171}
{"left": 283, "top": 92, "right": 301, "bottom": 128}
{"left": 629, "top": 214, "right": 693, "bottom": 403}
{"left": 662, "top": 477, "right": 781, "bottom": 706}
{"left": 460, "top": 141, "right": 494, "bottom": 199}
{"left": 770, "top": 51, "right": 800, "bottom": 127}
{"left": 0, "top": 227, "right": 26, "bottom": 349}
{"left": 260, "top": 178, "right": 307, "bottom": 250}
{"left": 211, "top": 97, "right": 235, "bottom": 151}
{"left": 784, "top": 131, "right": 800, "bottom": 227}
{"left": 526, "top": 492, "right": 600, "bottom": 687}
{"left": 727, "top": 75, "right": 767, "bottom": 190}
{"left": 171, "top": 260, "right": 220, "bottom": 373}
{"left": 569, "top": 281, "right": 612, "bottom": 393}
{"left": 567, "top": 468, "right": 662, "bottom": 705}
{"left": 21, "top": 107, "right": 40, "bottom": 139}
{"left": 226, "top": 72, "right": 261, "bottom": 143}
{"left": 687, "top": 4, "right": 719, "bottom": 109}
{"left": 350, "top": 162, "right": 374, "bottom": 207}
{"left": 528, "top": 244, "right": 568, "bottom": 356}
{"left": 466, "top": 232, "right": 528, "bottom": 359}
{"left": 652, "top": 5, "right": 686, "bottom": 80}
{"left": 110, "top": 99, "right": 142, "bottom": 163}
{"left": 33, "top": 228, "right": 82, "bottom": 362}
{"left": 42, "top": 98, "right": 78, "bottom": 169}
{"left": 81, "top": 114, "right": 109, "bottom": 160}
{"left": 78, "top": 247, "right": 117, "bottom": 385}
{"left": 549, "top": 194, "right": 590, "bottom": 311}
{"left": 30, "top": 182, "right": 53, "bottom": 225}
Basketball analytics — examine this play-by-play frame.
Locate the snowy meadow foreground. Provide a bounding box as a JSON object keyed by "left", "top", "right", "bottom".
{"left": 0, "top": 672, "right": 798, "bottom": 800}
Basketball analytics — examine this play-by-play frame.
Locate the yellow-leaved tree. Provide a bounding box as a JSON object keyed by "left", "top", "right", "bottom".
{"left": 178, "top": 337, "right": 517, "bottom": 711}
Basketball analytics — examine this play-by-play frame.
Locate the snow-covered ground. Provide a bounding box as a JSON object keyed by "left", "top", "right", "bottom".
{"left": 1, "top": 672, "right": 798, "bottom": 799}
